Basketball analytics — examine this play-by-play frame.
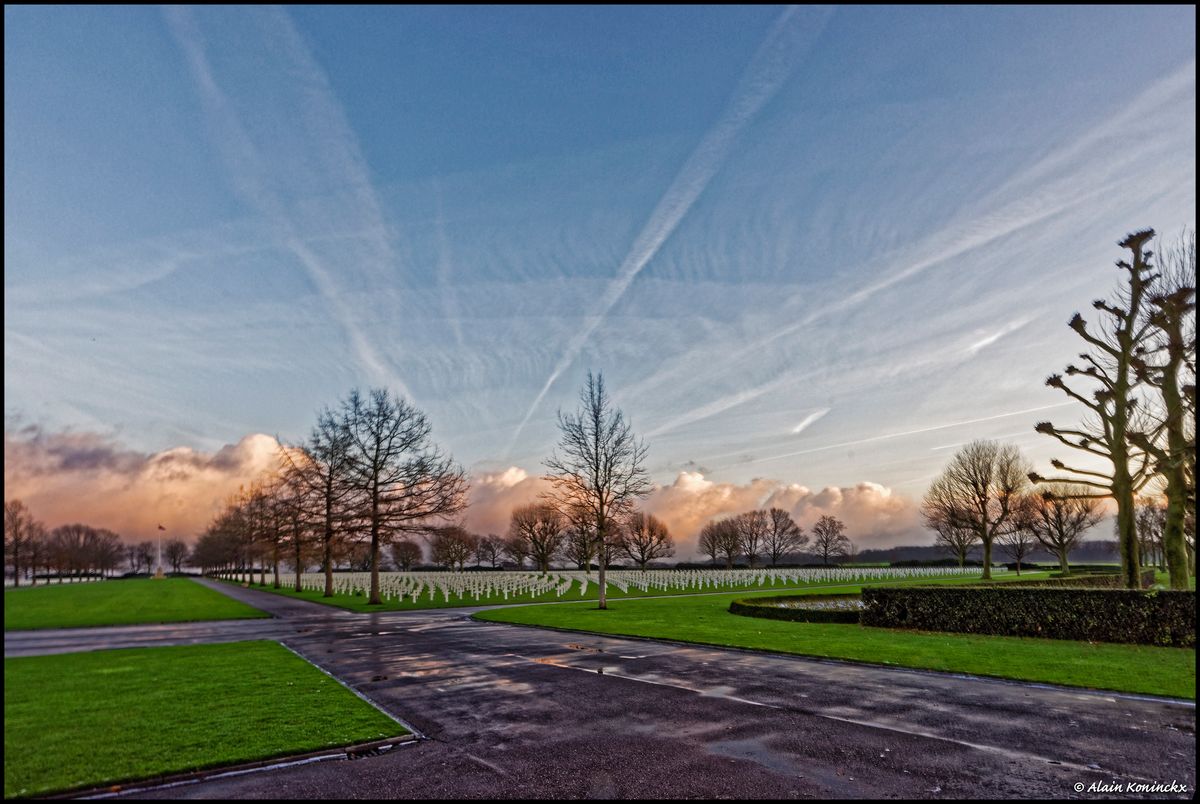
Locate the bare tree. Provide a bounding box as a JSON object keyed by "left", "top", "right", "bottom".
{"left": 1135, "top": 495, "right": 1167, "bottom": 571}
{"left": 733, "top": 509, "right": 769, "bottom": 568}
{"left": 1032, "top": 230, "right": 1160, "bottom": 588}
{"left": 342, "top": 388, "right": 468, "bottom": 605}
{"left": 430, "top": 526, "right": 478, "bottom": 571}
{"left": 929, "top": 520, "right": 980, "bottom": 568}
{"left": 1017, "top": 484, "right": 1104, "bottom": 574}
{"left": 924, "top": 440, "right": 1029, "bottom": 580}
{"left": 164, "top": 539, "right": 189, "bottom": 574}
{"left": 391, "top": 538, "right": 423, "bottom": 571}
{"left": 697, "top": 521, "right": 722, "bottom": 566}
{"left": 620, "top": 511, "right": 674, "bottom": 571}
{"left": 474, "top": 534, "right": 503, "bottom": 569}
{"left": 998, "top": 503, "right": 1038, "bottom": 575}
{"left": 544, "top": 372, "right": 651, "bottom": 608}
{"left": 281, "top": 407, "right": 360, "bottom": 597}
{"left": 764, "top": 508, "right": 807, "bottom": 566}
{"left": 700, "top": 518, "right": 741, "bottom": 569}
{"left": 811, "top": 515, "right": 851, "bottom": 566}
{"left": 501, "top": 533, "right": 530, "bottom": 569}
{"left": 509, "top": 503, "right": 567, "bottom": 572}
{"left": 4, "top": 499, "right": 36, "bottom": 587}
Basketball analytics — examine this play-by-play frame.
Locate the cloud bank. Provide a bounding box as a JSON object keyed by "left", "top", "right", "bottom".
{"left": 466, "top": 466, "right": 925, "bottom": 556}
{"left": 4, "top": 424, "right": 281, "bottom": 540}
{"left": 6, "top": 425, "right": 925, "bottom": 555}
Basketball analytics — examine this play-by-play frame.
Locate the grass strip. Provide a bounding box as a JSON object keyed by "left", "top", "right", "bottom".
{"left": 474, "top": 578, "right": 1195, "bottom": 700}
{"left": 4, "top": 640, "right": 404, "bottom": 798}
{"left": 4, "top": 578, "right": 268, "bottom": 631}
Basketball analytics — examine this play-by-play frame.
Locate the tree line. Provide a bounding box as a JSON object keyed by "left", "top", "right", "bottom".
{"left": 3, "top": 499, "right": 192, "bottom": 584}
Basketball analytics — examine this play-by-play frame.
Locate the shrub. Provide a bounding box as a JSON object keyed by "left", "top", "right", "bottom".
{"left": 729, "top": 595, "right": 862, "bottom": 624}
{"left": 860, "top": 586, "right": 1195, "bottom": 647}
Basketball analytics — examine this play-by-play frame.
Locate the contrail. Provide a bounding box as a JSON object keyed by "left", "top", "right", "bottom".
{"left": 164, "top": 6, "right": 412, "bottom": 400}
{"left": 615, "top": 59, "right": 1196, "bottom": 408}
{"left": 739, "top": 401, "right": 1074, "bottom": 466}
{"left": 504, "top": 5, "right": 834, "bottom": 455}
{"left": 791, "top": 407, "right": 831, "bottom": 434}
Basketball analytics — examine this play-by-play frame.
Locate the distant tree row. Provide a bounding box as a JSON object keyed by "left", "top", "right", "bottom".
{"left": 3, "top": 499, "right": 189, "bottom": 583}
{"left": 697, "top": 510, "right": 852, "bottom": 568}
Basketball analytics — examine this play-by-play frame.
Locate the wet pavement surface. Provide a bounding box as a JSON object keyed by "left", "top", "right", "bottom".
{"left": 7, "top": 579, "right": 1195, "bottom": 799}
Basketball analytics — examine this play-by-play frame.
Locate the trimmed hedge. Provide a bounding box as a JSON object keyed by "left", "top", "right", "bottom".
{"left": 861, "top": 586, "right": 1195, "bottom": 647}
{"left": 997, "top": 570, "right": 1156, "bottom": 588}
{"left": 729, "top": 595, "right": 862, "bottom": 624}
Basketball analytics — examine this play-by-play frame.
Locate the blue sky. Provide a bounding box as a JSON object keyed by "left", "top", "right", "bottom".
{"left": 4, "top": 6, "right": 1196, "bottom": 545}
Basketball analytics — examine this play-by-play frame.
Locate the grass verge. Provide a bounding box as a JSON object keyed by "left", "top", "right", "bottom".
{"left": 474, "top": 579, "right": 1195, "bottom": 700}
{"left": 3, "top": 640, "right": 405, "bottom": 798}
{"left": 3, "top": 578, "right": 268, "bottom": 631}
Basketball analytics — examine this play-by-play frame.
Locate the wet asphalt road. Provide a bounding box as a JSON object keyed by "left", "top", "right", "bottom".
{"left": 6, "top": 579, "right": 1195, "bottom": 799}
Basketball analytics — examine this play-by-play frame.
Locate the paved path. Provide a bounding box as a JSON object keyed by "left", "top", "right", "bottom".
{"left": 7, "top": 580, "right": 1196, "bottom": 799}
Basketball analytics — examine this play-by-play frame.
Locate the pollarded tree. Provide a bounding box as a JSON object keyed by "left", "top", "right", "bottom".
{"left": 733, "top": 509, "right": 769, "bottom": 569}
{"left": 342, "top": 388, "right": 468, "bottom": 605}
{"left": 811, "top": 515, "right": 851, "bottom": 566}
{"left": 924, "top": 440, "right": 1029, "bottom": 580}
{"left": 1031, "top": 230, "right": 1160, "bottom": 588}
{"left": 509, "top": 503, "right": 567, "bottom": 572}
{"left": 544, "top": 372, "right": 651, "bottom": 609}
{"left": 764, "top": 508, "right": 807, "bottom": 566}
{"left": 620, "top": 511, "right": 674, "bottom": 571}
{"left": 1128, "top": 229, "right": 1196, "bottom": 588}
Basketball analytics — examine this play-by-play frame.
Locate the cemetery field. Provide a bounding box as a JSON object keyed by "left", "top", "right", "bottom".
{"left": 3, "top": 578, "right": 269, "bottom": 631}
{"left": 3, "top": 640, "right": 406, "bottom": 798}
{"left": 228, "top": 566, "right": 999, "bottom": 612}
{"left": 474, "top": 582, "right": 1196, "bottom": 700}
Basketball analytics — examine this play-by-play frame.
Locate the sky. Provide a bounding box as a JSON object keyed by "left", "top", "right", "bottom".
{"left": 4, "top": 6, "right": 1196, "bottom": 555}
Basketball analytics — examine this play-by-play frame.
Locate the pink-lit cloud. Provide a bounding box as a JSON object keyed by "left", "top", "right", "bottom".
{"left": 4, "top": 424, "right": 282, "bottom": 541}
{"left": 5, "top": 425, "right": 926, "bottom": 555}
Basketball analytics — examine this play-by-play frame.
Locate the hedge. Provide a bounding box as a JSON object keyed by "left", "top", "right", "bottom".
{"left": 997, "top": 570, "right": 1156, "bottom": 588}
{"left": 861, "top": 586, "right": 1195, "bottom": 647}
{"left": 729, "top": 595, "right": 862, "bottom": 624}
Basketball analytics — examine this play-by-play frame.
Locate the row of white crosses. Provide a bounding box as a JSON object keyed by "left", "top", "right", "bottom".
{"left": 255, "top": 565, "right": 999, "bottom": 604}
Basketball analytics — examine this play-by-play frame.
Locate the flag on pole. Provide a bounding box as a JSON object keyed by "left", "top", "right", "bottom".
{"left": 157, "top": 524, "right": 166, "bottom": 531}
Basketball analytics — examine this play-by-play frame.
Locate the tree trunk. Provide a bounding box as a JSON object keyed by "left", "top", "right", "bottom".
{"left": 980, "top": 526, "right": 992, "bottom": 581}
{"left": 1058, "top": 548, "right": 1069, "bottom": 575}
{"left": 369, "top": 494, "right": 382, "bottom": 605}
{"left": 1115, "top": 478, "right": 1141, "bottom": 588}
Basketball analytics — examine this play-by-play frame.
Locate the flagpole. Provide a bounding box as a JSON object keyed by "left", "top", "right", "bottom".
{"left": 155, "top": 525, "right": 166, "bottom": 579}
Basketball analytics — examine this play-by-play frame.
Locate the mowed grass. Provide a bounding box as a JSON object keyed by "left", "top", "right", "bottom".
{"left": 3, "top": 641, "right": 405, "bottom": 798}
{"left": 3, "top": 579, "right": 268, "bottom": 630}
{"left": 232, "top": 570, "right": 1000, "bottom": 612}
{"left": 474, "top": 577, "right": 1196, "bottom": 700}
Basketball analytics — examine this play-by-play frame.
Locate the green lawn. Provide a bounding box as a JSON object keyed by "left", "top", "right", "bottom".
{"left": 4, "top": 641, "right": 405, "bottom": 798}
{"left": 474, "top": 578, "right": 1196, "bottom": 700}
{"left": 231, "top": 571, "right": 1003, "bottom": 613}
{"left": 3, "top": 579, "right": 268, "bottom": 630}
